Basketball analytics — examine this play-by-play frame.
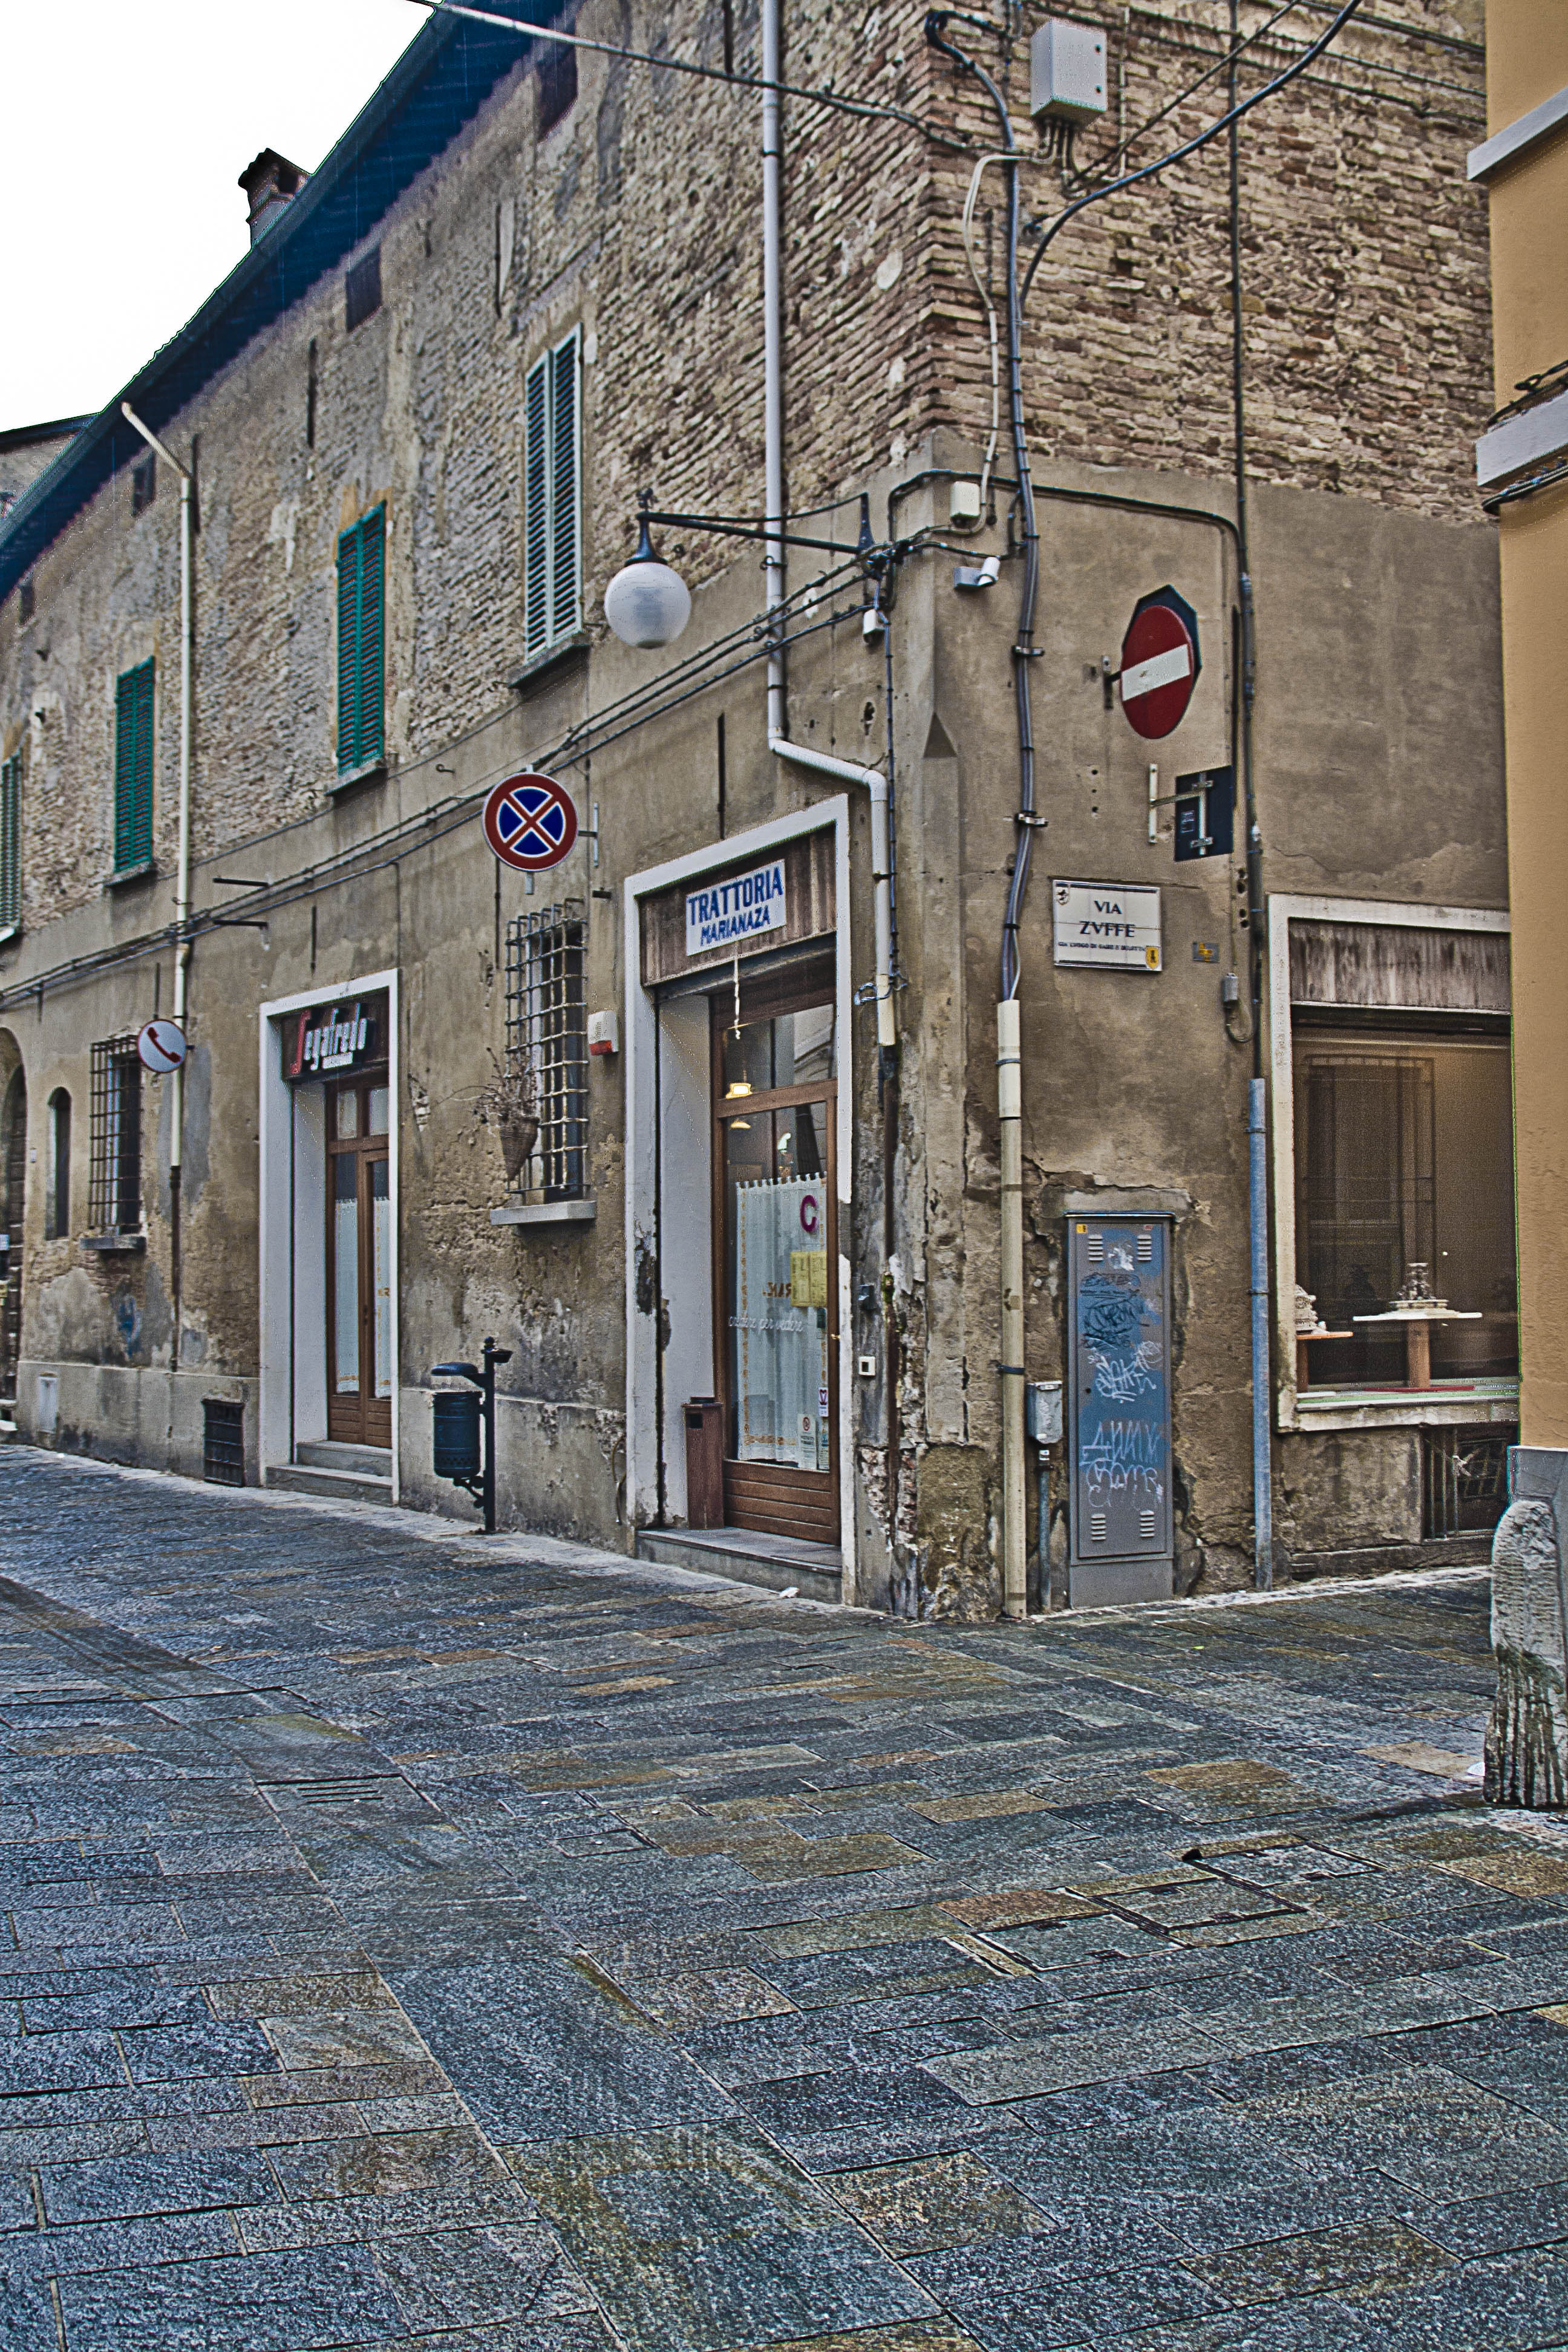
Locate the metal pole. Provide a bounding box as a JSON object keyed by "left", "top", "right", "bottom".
{"left": 482, "top": 1335, "right": 498, "bottom": 1535}
{"left": 998, "top": 998, "right": 1027, "bottom": 1618}
{"left": 1249, "top": 1077, "right": 1273, "bottom": 1587}
{"left": 761, "top": 0, "right": 785, "bottom": 742}
{"left": 1037, "top": 1446, "right": 1049, "bottom": 1611}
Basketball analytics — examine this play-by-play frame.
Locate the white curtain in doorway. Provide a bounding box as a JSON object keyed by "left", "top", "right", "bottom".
{"left": 735, "top": 1175, "right": 828, "bottom": 1468}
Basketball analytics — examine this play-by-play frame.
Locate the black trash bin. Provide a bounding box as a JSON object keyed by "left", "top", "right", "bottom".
{"left": 433, "top": 1387, "right": 481, "bottom": 1487}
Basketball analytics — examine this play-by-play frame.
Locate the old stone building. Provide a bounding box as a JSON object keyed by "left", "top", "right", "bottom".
{"left": 0, "top": 0, "right": 1511, "bottom": 1616}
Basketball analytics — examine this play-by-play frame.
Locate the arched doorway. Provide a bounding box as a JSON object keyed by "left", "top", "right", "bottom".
{"left": 1, "top": 1066, "right": 25, "bottom": 1405}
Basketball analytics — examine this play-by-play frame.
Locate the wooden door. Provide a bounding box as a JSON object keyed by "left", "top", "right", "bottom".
{"left": 1, "top": 1072, "right": 24, "bottom": 1403}
{"left": 712, "top": 969, "right": 840, "bottom": 1547}
{"left": 325, "top": 1076, "right": 393, "bottom": 1447}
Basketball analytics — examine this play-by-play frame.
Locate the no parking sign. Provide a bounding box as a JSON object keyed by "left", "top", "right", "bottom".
{"left": 481, "top": 773, "right": 579, "bottom": 872}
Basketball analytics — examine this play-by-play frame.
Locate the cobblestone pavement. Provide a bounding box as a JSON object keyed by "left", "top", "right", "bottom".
{"left": 3, "top": 1451, "right": 1568, "bottom": 2352}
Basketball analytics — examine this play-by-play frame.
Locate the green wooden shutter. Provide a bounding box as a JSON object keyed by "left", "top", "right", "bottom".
{"left": 0, "top": 757, "right": 20, "bottom": 931}
{"left": 356, "top": 506, "right": 385, "bottom": 767}
{"left": 114, "top": 661, "right": 154, "bottom": 871}
{"left": 336, "top": 519, "right": 363, "bottom": 773}
{"left": 524, "top": 356, "right": 549, "bottom": 656}
{"left": 550, "top": 333, "right": 580, "bottom": 643}
{"left": 337, "top": 509, "right": 385, "bottom": 773}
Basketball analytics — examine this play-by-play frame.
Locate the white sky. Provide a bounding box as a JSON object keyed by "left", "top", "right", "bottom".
{"left": 1, "top": 1, "right": 425, "bottom": 430}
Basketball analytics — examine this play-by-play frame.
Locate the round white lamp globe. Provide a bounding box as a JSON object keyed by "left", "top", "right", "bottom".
{"left": 604, "top": 554, "right": 691, "bottom": 649}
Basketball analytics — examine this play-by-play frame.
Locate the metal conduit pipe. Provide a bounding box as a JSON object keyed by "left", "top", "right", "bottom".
{"left": 120, "top": 402, "right": 192, "bottom": 1373}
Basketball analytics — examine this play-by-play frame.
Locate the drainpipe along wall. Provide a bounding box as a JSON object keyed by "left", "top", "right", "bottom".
{"left": 759, "top": 0, "right": 904, "bottom": 1595}
{"left": 120, "top": 402, "right": 192, "bottom": 1374}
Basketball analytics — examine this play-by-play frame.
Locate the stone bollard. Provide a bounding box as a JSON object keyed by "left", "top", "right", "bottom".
{"left": 1485, "top": 1448, "right": 1568, "bottom": 1811}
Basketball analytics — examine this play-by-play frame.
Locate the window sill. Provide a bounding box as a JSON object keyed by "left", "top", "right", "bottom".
{"left": 80, "top": 1231, "right": 147, "bottom": 1254}
{"left": 490, "top": 1197, "right": 596, "bottom": 1227}
{"left": 328, "top": 758, "right": 387, "bottom": 797}
{"left": 0, "top": 922, "right": 19, "bottom": 947}
{"left": 104, "top": 861, "right": 156, "bottom": 892}
{"left": 506, "top": 633, "right": 590, "bottom": 694}
{"left": 1282, "top": 1377, "right": 1519, "bottom": 1435}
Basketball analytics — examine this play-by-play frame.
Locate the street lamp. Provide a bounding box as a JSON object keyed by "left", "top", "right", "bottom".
{"left": 603, "top": 504, "right": 691, "bottom": 648}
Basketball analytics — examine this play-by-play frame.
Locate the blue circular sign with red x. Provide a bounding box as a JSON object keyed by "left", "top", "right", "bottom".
{"left": 482, "top": 771, "right": 579, "bottom": 872}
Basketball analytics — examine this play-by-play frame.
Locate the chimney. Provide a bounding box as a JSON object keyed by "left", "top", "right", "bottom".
{"left": 238, "top": 149, "right": 308, "bottom": 246}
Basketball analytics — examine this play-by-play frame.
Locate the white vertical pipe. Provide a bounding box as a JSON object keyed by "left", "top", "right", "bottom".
{"left": 1249, "top": 1075, "right": 1273, "bottom": 1587}
{"left": 761, "top": 0, "right": 785, "bottom": 740}
{"left": 998, "top": 997, "right": 1027, "bottom": 1616}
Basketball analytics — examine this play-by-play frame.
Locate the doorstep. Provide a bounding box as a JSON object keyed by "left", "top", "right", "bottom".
{"left": 267, "top": 1440, "right": 393, "bottom": 1506}
{"left": 635, "top": 1524, "right": 842, "bottom": 1604}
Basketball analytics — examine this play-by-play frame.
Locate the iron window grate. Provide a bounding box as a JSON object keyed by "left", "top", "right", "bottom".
{"left": 505, "top": 901, "right": 587, "bottom": 1199}
{"left": 203, "top": 1399, "right": 245, "bottom": 1487}
{"left": 0, "top": 756, "right": 19, "bottom": 931}
{"left": 88, "top": 1036, "right": 142, "bottom": 1233}
{"left": 1423, "top": 1425, "right": 1517, "bottom": 1540}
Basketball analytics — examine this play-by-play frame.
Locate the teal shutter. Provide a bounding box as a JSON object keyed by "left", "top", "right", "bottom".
{"left": 524, "top": 356, "right": 550, "bottom": 656}
{"left": 550, "top": 334, "right": 580, "bottom": 644}
{"left": 357, "top": 506, "right": 385, "bottom": 767}
{"left": 524, "top": 332, "right": 580, "bottom": 658}
{"left": 114, "top": 661, "right": 154, "bottom": 871}
{"left": 0, "top": 757, "right": 20, "bottom": 930}
{"left": 336, "top": 508, "right": 384, "bottom": 773}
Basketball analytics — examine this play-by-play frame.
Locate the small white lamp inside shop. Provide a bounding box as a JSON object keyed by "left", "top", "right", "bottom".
{"left": 603, "top": 507, "right": 691, "bottom": 649}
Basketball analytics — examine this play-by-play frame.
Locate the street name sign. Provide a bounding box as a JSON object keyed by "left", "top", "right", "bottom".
{"left": 1118, "top": 586, "right": 1201, "bottom": 740}
{"left": 1053, "top": 880, "right": 1162, "bottom": 972}
{"left": 482, "top": 772, "right": 579, "bottom": 872}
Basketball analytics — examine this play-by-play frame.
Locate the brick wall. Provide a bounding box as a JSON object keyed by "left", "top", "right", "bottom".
{"left": 0, "top": 0, "right": 1491, "bottom": 945}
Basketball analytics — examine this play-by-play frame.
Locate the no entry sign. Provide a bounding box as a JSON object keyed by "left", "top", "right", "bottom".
{"left": 136, "top": 1018, "right": 188, "bottom": 1074}
{"left": 482, "top": 772, "right": 579, "bottom": 872}
{"left": 1118, "top": 586, "right": 1201, "bottom": 740}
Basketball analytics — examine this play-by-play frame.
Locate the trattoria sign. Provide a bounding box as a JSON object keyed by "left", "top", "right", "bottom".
{"left": 1052, "top": 881, "right": 1163, "bottom": 973}
{"left": 685, "top": 859, "right": 786, "bottom": 957}
{"left": 281, "top": 993, "right": 386, "bottom": 1083}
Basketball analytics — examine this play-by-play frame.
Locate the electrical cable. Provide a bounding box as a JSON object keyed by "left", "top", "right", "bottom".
{"left": 407, "top": 0, "right": 978, "bottom": 151}
{"left": 958, "top": 152, "right": 1014, "bottom": 517}
{"left": 1069, "top": 0, "right": 1308, "bottom": 192}
{"left": 1017, "top": 0, "right": 1367, "bottom": 319}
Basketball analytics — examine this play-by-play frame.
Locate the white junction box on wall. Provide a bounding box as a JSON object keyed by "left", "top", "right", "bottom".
{"left": 1031, "top": 19, "right": 1108, "bottom": 123}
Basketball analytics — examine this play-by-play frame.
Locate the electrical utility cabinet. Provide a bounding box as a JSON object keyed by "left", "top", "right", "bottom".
{"left": 1030, "top": 20, "right": 1108, "bottom": 124}
{"left": 1067, "top": 1217, "right": 1175, "bottom": 1607}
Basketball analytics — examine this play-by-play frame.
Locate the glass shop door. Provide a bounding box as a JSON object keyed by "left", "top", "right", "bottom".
{"left": 713, "top": 978, "right": 839, "bottom": 1546}
{"left": 326, "top": 1076, "right": 393, "bottom": 1447}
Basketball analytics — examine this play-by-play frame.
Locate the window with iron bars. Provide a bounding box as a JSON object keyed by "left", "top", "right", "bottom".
{"left": 505, "top": 901, "right": 588, "bottom": 1199}
{"left": 88, "top": 1036, "right": 143, "bottom": 1233}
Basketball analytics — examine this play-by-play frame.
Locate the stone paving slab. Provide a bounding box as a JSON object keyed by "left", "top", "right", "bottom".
{"left": 2, "top": 1449, "right": 1567, "bottom": 2347}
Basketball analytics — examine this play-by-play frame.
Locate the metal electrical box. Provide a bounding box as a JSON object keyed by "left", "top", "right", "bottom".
{"left": 1067, "top": 1217, "right": 1175, "bottom": 1606}
{"left": 1030, "top": 20, "right": 1108, "bottom": 123}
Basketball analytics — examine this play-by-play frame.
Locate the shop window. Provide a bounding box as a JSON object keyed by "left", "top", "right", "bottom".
{"left": 0, "top": 754, "right": 19, "bottom": 934}
{"left": 336, "top": 506, "right": 385, "bottom": 775}
{"left": 114, "top": 659, "right": 155, "bottom": 873}
{"left": 523, "top": 328, "right": 581, "bottom": 659}
{"left": 88, "top": 1037, "right": 142, "bottom": 1235}
{"left": 505, "top": 901, "right": 587, "bottom": 1198}
{"left": 1292, "top": 1033, "right": 1517, "bottom": 1387}
{"left": 45, "top": 1089, "right": 70, "bottom": 1239}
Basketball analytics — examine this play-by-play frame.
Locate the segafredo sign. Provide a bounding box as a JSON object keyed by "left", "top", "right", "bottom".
{"left": 282, "top": 995, "right": 384, "bottom": 1083}
{"left": 685, "top": 859, "right": 786, "bottom": 957}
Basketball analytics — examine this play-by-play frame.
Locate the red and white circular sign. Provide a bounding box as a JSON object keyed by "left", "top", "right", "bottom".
{"left": 137, "top": 1018, "right": 188, "bottom": 1074}
{"left": 1119, "top": 591, "right": 1200, "bottom": 740}
{"left": 481, "top": 772, "right": 579, "bottom": 872}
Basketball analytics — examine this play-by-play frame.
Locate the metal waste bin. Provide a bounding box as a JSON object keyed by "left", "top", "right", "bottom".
{"left": 433, "top": 1387, "right": 481, "bottom": 1488}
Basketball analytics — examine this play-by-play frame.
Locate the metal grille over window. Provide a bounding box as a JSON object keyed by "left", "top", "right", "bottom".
{"left": 505, "top": 901, "right": 587, "bottom": 1199}
{"left": 88, "top": 1037, "right": 142, "bottom": 1234}
{"left": 0, "top": 755, "right": 20, "bottom": 932}
{"left": 523, "top": 328, "right": 581, "bottom": 659}
{"left": 202, "top": 1399, "right": 245, "bottom": 1487}
{"left": 1423, "top": 1426, "right": 1516, "bottom": 1540}
{"left": 114, "top": 660, "right": 154, "bottom": 872}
